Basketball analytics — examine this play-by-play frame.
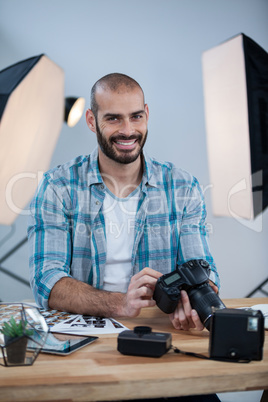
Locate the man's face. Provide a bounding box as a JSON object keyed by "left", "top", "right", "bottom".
{"left": 90, "top": 86, "right": 149, "bottom": 165}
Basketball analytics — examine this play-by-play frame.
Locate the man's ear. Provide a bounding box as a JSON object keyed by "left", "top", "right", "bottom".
{"left": 86, "top": 109, "right": 97, "bottom": 133}
{"left": 145, "top": 104, "right": 149, "bottom": 121}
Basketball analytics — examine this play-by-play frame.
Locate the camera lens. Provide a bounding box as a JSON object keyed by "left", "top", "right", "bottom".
{"left": 188, "top": 283, "right": 226, "bottom": 330}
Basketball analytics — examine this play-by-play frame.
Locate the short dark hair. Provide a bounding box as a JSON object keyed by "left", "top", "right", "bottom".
{"left": 90, "top": 73, "right": 144, "bottom": 117}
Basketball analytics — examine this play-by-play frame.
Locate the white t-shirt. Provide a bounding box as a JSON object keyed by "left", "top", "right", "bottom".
{"left": 102, "top": 186, "right": 140, "bottom": 293}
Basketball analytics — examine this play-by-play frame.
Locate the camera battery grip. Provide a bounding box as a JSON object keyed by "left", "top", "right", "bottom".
{"left": 117, "top": 326, "right": 172, "bottom": 357}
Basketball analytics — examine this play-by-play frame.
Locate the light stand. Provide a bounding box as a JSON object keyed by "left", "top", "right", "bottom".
{"left": 0, "top": 237, "right": 30, "bottom": 291}
{"left": 246, "top": 279, "right": 268, "bottom": 298}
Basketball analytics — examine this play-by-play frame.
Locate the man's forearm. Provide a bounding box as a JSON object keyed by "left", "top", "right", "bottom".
{"left": 48, "top": 277, "right": 126, "bottom": 317}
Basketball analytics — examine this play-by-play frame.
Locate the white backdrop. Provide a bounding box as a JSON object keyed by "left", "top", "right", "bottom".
{"left": 0, "top": 0, "right": 267, "bottom": 302}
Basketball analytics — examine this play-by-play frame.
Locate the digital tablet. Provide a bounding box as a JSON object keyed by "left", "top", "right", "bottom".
{"left": 29, "top": 332, "right": 98, "bottom": 355}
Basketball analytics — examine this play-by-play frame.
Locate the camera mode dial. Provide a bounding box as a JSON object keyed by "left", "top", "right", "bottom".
{"left": 200, "top": 260, "right": 209, "bottom": 268}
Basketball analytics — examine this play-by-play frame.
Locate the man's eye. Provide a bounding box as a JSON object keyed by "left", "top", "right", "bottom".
{"left": 107, "top": 117, "right": 118, "bottom": 121}
{"left": 132, "top": 115, "right": 142, "bottom": 120}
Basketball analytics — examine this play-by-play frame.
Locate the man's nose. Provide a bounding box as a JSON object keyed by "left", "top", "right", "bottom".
{"left": 120, "top": 119, "right": 134, "bottom": 135}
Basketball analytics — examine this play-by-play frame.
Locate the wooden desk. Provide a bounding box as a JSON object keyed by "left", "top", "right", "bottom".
{"left": 0, "top": 298, "right": 267, "bottom": 401}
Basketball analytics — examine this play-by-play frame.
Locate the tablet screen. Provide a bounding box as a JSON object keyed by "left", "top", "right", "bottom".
{"left": 29, "top": 332, "right": 98, "bottom": 355}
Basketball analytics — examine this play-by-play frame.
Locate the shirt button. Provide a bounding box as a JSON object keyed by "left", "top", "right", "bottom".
{"left": 100, "top": 184, "right": 104, "bottom": 190}
{"left": 96, "top": 201, "right": 100, "bottom": 205}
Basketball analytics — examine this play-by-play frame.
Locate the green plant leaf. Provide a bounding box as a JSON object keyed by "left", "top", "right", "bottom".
{"left": 0, "top": 317, "right": 31, "bottom": 338}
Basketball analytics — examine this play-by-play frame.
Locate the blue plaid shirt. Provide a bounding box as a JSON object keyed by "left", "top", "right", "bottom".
{"left": 28, "top": 147, "right": 219, "bottom": 308}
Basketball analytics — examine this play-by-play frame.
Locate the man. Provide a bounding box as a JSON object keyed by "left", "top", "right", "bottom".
{"left": 28, "top": 73, "right": 220, "bottom": 332}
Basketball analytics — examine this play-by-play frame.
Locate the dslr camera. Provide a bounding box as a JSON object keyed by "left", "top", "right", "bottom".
{"left": 153, "top": 259, "right": 225, "bottom": 330}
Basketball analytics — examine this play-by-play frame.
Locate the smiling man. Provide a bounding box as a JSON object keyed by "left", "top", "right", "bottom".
{"left": 28, "top": 73, "right": 220, "bottom": 333}
{"left": 85, "top": 76, "right": 148, "bottom": 197}
{"left": 88, "top": 77, "right": 148, "bottom": 167}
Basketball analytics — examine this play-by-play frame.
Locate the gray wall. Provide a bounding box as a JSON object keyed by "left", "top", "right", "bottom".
{"left": 0, "top": 0, "right": 267, "bottom": 302}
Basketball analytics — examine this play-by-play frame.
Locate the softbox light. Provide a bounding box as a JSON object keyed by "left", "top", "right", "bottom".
{"left": 65, "top": 97, "right": 85, "bottom": 127}
{"left": 0, "top": 54, "right": 64, "bottom": 225}
{"left": 202, "top": 33, "right": 268, "bottom": 220}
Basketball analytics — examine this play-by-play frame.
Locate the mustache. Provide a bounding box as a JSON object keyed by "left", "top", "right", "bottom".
{"left": 110, "top": 134, "right": 142, "bottom": 142}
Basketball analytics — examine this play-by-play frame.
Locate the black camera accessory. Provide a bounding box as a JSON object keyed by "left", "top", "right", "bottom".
{"left": 153, "top": 259, "right": 226, "bottom": 330}
{"left": 209, "top": 308, "right": 265, "bottom": 361}
{"left": 117, "top": 326, "right": 172, "bottom": 357}
{"left": 117, "top": 310, "right": 264, "bottom": 362}
{"left": 172, "top": 308, "right": 265, "bottom": 363}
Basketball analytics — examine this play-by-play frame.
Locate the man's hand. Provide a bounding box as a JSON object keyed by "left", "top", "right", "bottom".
{"left": 120, "top": 268, "right": 163, "bottom": 318}
{"left": 49, "top": 269, "right": 162, "bottom": 319}
{"left": 169, "top": 282, "right": 219, "bottom": 331}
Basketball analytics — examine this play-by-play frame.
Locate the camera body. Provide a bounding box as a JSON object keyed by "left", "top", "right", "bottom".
{"left": 153, "top": 259, "right": 225, "bottom": 329}
{"left": 209, "top": 308, "right": 265, "bottom": 361}
{"left": 117, "top": 326, "right": 172, "bottom": 357}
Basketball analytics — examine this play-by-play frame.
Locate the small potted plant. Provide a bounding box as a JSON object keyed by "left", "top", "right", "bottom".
{"left": 0, "top": 317, "right": 33, "bottom": 364}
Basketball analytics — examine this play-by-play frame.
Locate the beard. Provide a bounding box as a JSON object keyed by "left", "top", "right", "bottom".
{"left": 95, "top": 120, "right": 148, "bottom": 164}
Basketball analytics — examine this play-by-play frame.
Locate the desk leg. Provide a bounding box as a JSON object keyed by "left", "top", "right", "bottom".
{"left": 261, "top": 390, "right": 268, "bottom": 402}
